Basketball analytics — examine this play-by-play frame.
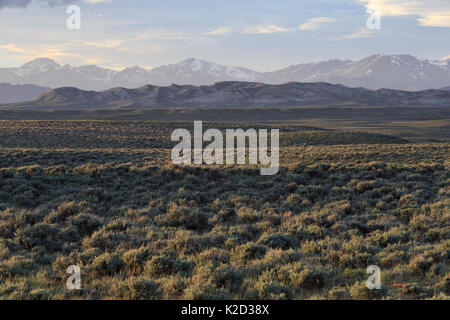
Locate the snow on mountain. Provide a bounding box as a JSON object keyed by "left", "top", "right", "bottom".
{"left": 259, "top": 54, "right": 450, "bottom": 90}
{"left": 145, "top": 58, "right": 261, "bottom": 85}
{"left": 0, "top": 55, "right": 449, "bottom": 91}
{"left": 19, "top": 58, "right": 60, "bottom": 73}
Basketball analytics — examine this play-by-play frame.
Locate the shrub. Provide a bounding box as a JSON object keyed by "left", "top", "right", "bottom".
{"left": 45, "top": 201, "right": 78, "bottom": 224}
{"left": 441, "top": 274, "right": 450, "bottom": 295}
{"left": 113, "top": 277, "right": 162, "bottom": 300}
{"left": 69, "top": 214, "right": 104, "bottom": 237}
{"left": 349, "top": 281, "right": 388, "bottom": 300}
{"left": 15, "top": 223, "right": 61, "bottom": 251}
{"left": 155, "top": 203, "right": 209, "bottom": 231}
{"left": 290, "top": 266, "right": 328, "bottom": 290}
{"left": 210, "top": 266, "right": 243, "bottom": 293}
{"left": 255, "top": 271, "right": 293, "bottom": 300}
{"left": 123, "top": 247, "right": 152, "bottom": 274}
{"left": 160, "top": 276, "right": 187, "bottom": 299}
{"left": 0, "top": 256, "right": 37, "bottom": 278}
{"left": 145, "top": 255, "right": 192, "bottom": 277}
{"left": 408, "top": 255, "right": 433, "bottom": 275}
{"left": 328, "top": 287, "right": 350, "bottom": 300}
{"left": 258, "top": 233, "right": 298, "bottom": 250}
{"left": 184, "top": 283, "right": 231, "bottom": 300}
{"left": 231, "top": 243, "right": 266, "bottom": 264}
{"left": 91, "top": 253, "right": 124, "bottom": 276}
{"left": 216, "top": 208, "right": 237, "bottom": 224}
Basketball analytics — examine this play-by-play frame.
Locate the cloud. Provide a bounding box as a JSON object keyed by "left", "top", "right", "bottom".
{"left": 0, "top": 42, "right": 84, "bottom": 61}
{"left": 134, "top": 31, "right": 199, "bottom": 41}
{"left": 0, "top": 43, "right": 29, "bottom": 53}
{"left": 243, "top": 24, "right": 291, "bottom": 34}
{"left": 206, "top": 26, "right": 233, "bottom": 36}
{"left": 0, "top": 0, "right": 110, "bottom": 9}
{"left": 418, "top": 15, "right": 450, "bottom": 27}
{"left": 337, "top": 28, "right": 377, "bottom": 39}
{"left": 298, "top": 17, "right": 336, "bottom": 31}
{"left": 0, "top": 0, "right": 33, "bottom": 8}
{"left": 69, "top": 39, "right": 122, "bottom": 48}
{"left": 359, "top": 0, "right": 450, "bottom": 27}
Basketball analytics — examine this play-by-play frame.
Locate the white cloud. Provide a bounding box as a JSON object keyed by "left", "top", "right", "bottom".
{"left": 206, "top": 26, "right": 233, "bottom": 36}
{"left": 359, "top": 0, "right": 450, "bottom": 27}
{"left": 243, "top": 24, "right": 292, "bottom": 34}
{"left": 134, "top": 31, "right": 198, "bottom": 41}
{"left": 337, "top": 28, "right": 377, "bottom": 39}
{"left": 69, "top": 40, "right": 121, "bottom": 48}
{"left": 0, "top": 42, "right": 84, "bottom": 61}
{"left": 298, "top": 17, "right": 336, "bottom": 31}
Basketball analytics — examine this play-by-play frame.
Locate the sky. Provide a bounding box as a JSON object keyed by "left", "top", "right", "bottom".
{"left": 0, "top": 0, "right": 449, "bottom": 71}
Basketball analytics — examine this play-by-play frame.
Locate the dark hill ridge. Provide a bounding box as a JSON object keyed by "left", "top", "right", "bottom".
{"left": 2, "top": 81, "right": 450, "bottom": 109}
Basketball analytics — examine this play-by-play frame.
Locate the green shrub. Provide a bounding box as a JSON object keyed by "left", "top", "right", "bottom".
{"left": 258, "top": 233, "right": 298, "bottom": 250}
{"left": 123, "top": 247, "right": 152, "bottom": 274}
{"left": 69, "top": 214, "right": 104, "bottom": 237}
{"left": 114, "top": 277, "right": 162, "bottom": 300}
{"left": 210, "top": 266, "right": 243, "bottom": 293}
{"left": 255, "top": 272, "right": 293, "bottom": 300}
{"left": 160, "top": 276, "right": 187, "bottom": 299}
{"left": 231, "top": 243, "right": 266, "bottom": 264}
{"left": 290, "top": 266, "right": 328, "bottom": 290}
{"left": 0, "top": 256, "right": 37, "bottom": 278}
{"left": 328, "top": 287, "right": 350, "bottom": 300}
{"left": 91, "top": 253, "right": 124, "bottom": 276}
{"left": 184, "top": 283, "right": 231, "bottom": 300}
{"left": 155, "top": 203, "right": 210, "bottom": 231}
{"left": 145, "top": 255, "right": 192, "bottom": 277}
{"left": 349, "top": 281, "right": 388, "bottom": 300}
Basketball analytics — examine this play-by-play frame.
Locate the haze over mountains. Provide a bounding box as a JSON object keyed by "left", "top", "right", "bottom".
{"left": 0, "top": 83, "right": 50, "bottom": 104}
{"left": 3, "top": 82, "right": 449, "bottom": 110}
{"left": 1, "top": 54, "right": 449, "bottom": 94}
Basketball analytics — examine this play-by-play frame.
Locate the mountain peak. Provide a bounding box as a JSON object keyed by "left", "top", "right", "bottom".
{"left": 21, "top": 58, "right": 60, "bottom": 70}
{"left": 178, "top": 57, "right": 212, "bottom": 69}
{"left": 3, "top": 54, "right": 450, "bottom": 91}
{"left": 181, "top": 57, "right": 206, "bottom": 63}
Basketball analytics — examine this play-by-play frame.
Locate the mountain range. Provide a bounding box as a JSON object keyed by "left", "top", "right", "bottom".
{"left": 0, "top": 83, "right": 50, "bottom": 104}
{"left": 3, "top": 81, "right": 449, "bottom": 110}
{"left": 0, "top": 54, "right": 449, "bottom": 94}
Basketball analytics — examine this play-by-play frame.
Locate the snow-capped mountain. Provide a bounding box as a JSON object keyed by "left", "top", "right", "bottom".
{"left": 1, "top": 55, "right": 449, "bottom": 91}
{"left": 0, "top": 58, "right": 260, "bottom": 91}
{"left": 262, "top": 54, "right": 450, "bottom": 91}
{"left": 146, "top": 58, "right": 261, "bottom": 86}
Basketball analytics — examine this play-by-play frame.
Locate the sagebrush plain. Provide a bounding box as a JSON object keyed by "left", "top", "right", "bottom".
{"left": 0, "top": 120, "right": 448, "bottom": 300}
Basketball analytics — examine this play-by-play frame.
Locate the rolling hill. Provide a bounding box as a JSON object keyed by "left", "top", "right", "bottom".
{"left": 2, "top": 81, "right": 449, "bottom": 110}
